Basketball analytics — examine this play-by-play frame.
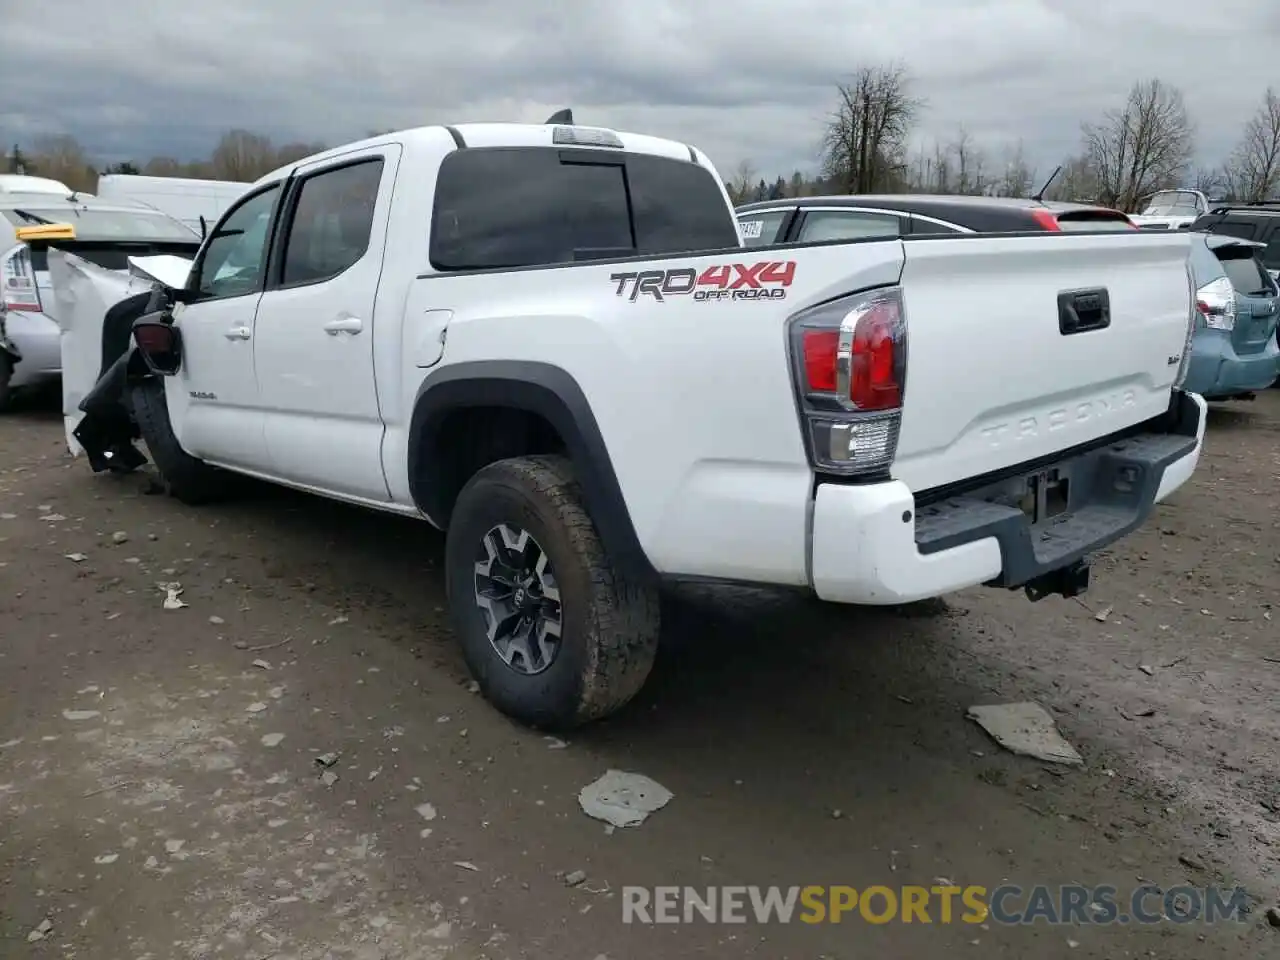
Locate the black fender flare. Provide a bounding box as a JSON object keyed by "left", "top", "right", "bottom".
{"left": 408, "top": 360, "right": 656, "bottom": 582}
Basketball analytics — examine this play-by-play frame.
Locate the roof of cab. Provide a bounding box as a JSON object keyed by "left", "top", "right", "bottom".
{"left": 254, "top": 122, "right": 706, "bottom": 187}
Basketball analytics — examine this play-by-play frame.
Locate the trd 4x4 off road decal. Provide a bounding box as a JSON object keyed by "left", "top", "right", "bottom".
{"left": 610, "top": 260, "right": 797, "bottom": 302}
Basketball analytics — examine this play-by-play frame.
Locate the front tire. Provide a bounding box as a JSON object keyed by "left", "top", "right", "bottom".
{"left": 445, "top": 455, "right": 660, "bottom": 730}
{"left": 127, "top": 379, "right": 228, "bottom": 504}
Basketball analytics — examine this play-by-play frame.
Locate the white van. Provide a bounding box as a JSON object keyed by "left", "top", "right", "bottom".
{"left": 94, "top": 175, "right": 251, "bottom": 236}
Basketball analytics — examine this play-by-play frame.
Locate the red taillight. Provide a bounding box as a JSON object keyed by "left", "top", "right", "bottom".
{"left": 797, "top": 293, "right": 905, "bottom": 411}
{"left": 1029, "top": 209, "right": 1062, "bottom": 231}
{"left": 802, "top": 330, "right": 838, "bottom": 392}
{"left": 849, "top": 301, "right": 902, "bottom": 411}
{"left": 788, "top": 286, "right": 907, "bottom": 476}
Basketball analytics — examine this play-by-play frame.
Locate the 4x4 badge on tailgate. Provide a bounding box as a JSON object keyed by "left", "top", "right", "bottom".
{"left": 610, "top": 260, "right": 796, "bottom": 303}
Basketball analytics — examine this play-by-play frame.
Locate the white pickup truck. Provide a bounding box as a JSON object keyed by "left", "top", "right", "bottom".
{"left": 73, "top": 119, "right": 1206, "bottom": 729}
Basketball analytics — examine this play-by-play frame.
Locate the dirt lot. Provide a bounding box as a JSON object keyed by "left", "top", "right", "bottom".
{"left": 2, "top": 389, "right": 1279, "bottom": 959}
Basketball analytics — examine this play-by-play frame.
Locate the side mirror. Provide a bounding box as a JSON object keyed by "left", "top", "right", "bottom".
{"left": 133, "top": 318, "right": 183, "bottom": 376}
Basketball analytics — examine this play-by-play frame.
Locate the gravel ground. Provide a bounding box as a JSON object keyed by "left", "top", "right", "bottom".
{"left": 1, "top": 389, "right": 1278, "bottom": 959}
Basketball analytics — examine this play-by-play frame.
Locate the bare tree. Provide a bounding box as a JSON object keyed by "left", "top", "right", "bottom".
{"left": 210, "top": 129, "right": 278, "bottom": 181}
{"left": 274, "top": 141, "right": 328, "bottom": 166}
{"left": 1191, "top": 167, "right": 1227, "bottom": 199}
{"left": 29, "top": 135, "right": 96, "bottom": 191}
{"left": 996, "top": 141, "right": 1035, "bottom": 198}
{"left": 947, "top": 126, "right": 986, "bottom": 195}
{"left": 1048, "top": 155, "right": 1101, "bottom": 203}
{"left": 821, "top": 63, "right": 922, "bottom": 194}
{"left": 1082, "top": 79, "right": 1193, "bottom": 211}
{"left": 1223, "top": 88, "right": 1280, "bottom": 203}
{"left": 141, "top": 156, "right": 182, "bottom": 176}
{"left": 727, "top": 160, "right": 757, "bottom": 204}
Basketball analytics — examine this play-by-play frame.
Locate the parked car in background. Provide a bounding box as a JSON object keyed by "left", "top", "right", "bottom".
{"left": 1183, "top": 233, "right": 1280, "bottom": 400}
{"left": 1188, "top": 202, "right": 1280, "bottom": 282}
{"left": 0, "top": 192, "right": 202, "bottom": 408}
{"left": 0, "top": 174, "right": 76, "bottom": 196}
{"left": 1129, "top": 190, "right": 1212, "bottom": 231}
{"left": 95, "top": 175, "right": 252, "bottom": 237}
{"left": 735, "top": 194, "right": 1136, "bottom": 245}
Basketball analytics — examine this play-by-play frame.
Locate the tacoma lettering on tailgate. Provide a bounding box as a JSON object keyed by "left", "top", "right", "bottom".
{"left": 979, "top": 389, "right": 1138, "bottom": 448}
{"left": 610, "top": 261, "right": 796, "bottom": 303}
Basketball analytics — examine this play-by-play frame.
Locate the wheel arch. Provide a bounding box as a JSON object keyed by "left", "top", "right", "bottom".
{"left": 408, "top": 360, "right": 656, "bottom": 582}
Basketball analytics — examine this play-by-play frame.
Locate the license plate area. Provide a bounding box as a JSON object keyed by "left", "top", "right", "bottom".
{"left": 1016, "top": 469, "right": 1070, "bottom": 523}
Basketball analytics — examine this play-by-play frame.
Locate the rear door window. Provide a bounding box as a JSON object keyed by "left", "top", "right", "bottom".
{"left": 736, "top": 209, "right": 791, "bottom": 246}
{"left": 1210, "top": 219, "right": 1260, "bottom": 241}
{"left": 796, "top": 210, "right": 902, "bottom": 242}
{"left": 279, "top": 159, "right": 384, "bottom": 286}
{"left": 1216, "top": 248, "right": 1272, "bottom": 297}
{"left": 429, "top": 147, "right": 738, "bottom": 270}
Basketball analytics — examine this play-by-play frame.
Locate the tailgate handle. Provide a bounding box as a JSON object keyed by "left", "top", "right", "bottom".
{"left": 1058, "top": 288, "right": 1111, "bottom": 335}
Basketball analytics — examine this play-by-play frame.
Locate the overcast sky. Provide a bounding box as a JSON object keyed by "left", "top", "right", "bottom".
{"left": 3, "top": 0, "right": 1277, "bottom": 179}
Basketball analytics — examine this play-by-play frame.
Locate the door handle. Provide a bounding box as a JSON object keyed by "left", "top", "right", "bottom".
{"left": 224, "top": 326, "right": 252, "bottom": 341}
{"left": 323, "top": 316, "right": 364, "bottom": 335}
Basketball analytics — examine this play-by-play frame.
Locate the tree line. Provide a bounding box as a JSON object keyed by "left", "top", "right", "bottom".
{"left": 6, "top": 69, "right": 1279, "bottom": 213}
{"left": 3, "top": 129, "right": 333, "bottom": 193}
{"left": 738, "top": 66, "right": 1279, "bottom": 210}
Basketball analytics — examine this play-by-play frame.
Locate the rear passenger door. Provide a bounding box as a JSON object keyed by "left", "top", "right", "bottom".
{"left": 793, "top": 208, "right": 906, "bottom": 243}
{"left": 252, "top": 146, "right": 402, "bottom": 501}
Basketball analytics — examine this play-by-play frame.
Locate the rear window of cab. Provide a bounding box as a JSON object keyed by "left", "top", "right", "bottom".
{"left": 429, "top": 147, "right": 741, "bottom": 270}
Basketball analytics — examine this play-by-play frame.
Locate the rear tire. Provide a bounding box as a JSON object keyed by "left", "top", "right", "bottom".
{"left": 445, "top": 455, "right": 660, "bottom": 730}
{"left": 127, "top": 379, "right": 228, "bottom": 504}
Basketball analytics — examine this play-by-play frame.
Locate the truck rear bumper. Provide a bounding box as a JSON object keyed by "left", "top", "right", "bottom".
{"left": 810, "top": 392, "right": 1206, "bottom": 605}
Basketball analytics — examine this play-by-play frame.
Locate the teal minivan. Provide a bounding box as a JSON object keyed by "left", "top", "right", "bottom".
{"left": 1184, "top": 234, "right": 1280, "bottom": 400}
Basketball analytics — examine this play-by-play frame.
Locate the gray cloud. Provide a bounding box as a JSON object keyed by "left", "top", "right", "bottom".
{"left": 3, "top": 0, "right": 1277, "bottom": 179}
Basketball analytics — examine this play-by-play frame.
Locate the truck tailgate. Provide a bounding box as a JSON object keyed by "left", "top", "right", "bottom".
{"left": 891, "top": 232, "right": 1193, "bottom": 492}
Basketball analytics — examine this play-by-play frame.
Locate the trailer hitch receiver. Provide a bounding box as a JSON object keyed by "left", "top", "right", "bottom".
{"left": 1023, "top": 560, "right": 1090, "bottom": 602}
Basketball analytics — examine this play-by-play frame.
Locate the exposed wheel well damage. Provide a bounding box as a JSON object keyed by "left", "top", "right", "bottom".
{"left": 408, "top": 362, "right": 656, "bottom": 582}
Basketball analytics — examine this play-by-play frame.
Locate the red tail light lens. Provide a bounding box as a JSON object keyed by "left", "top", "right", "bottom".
{"left": 1029, "top": 209, "right": 1062, "bottom": 232}
{"left": 849, "top": 300, "right": 903, "bottom": 411}
{"left": 798, "top": 294, "right": 905, "bottom": 411}
{"left": 802, "top": 330, "right": 839, "bottom": 392}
